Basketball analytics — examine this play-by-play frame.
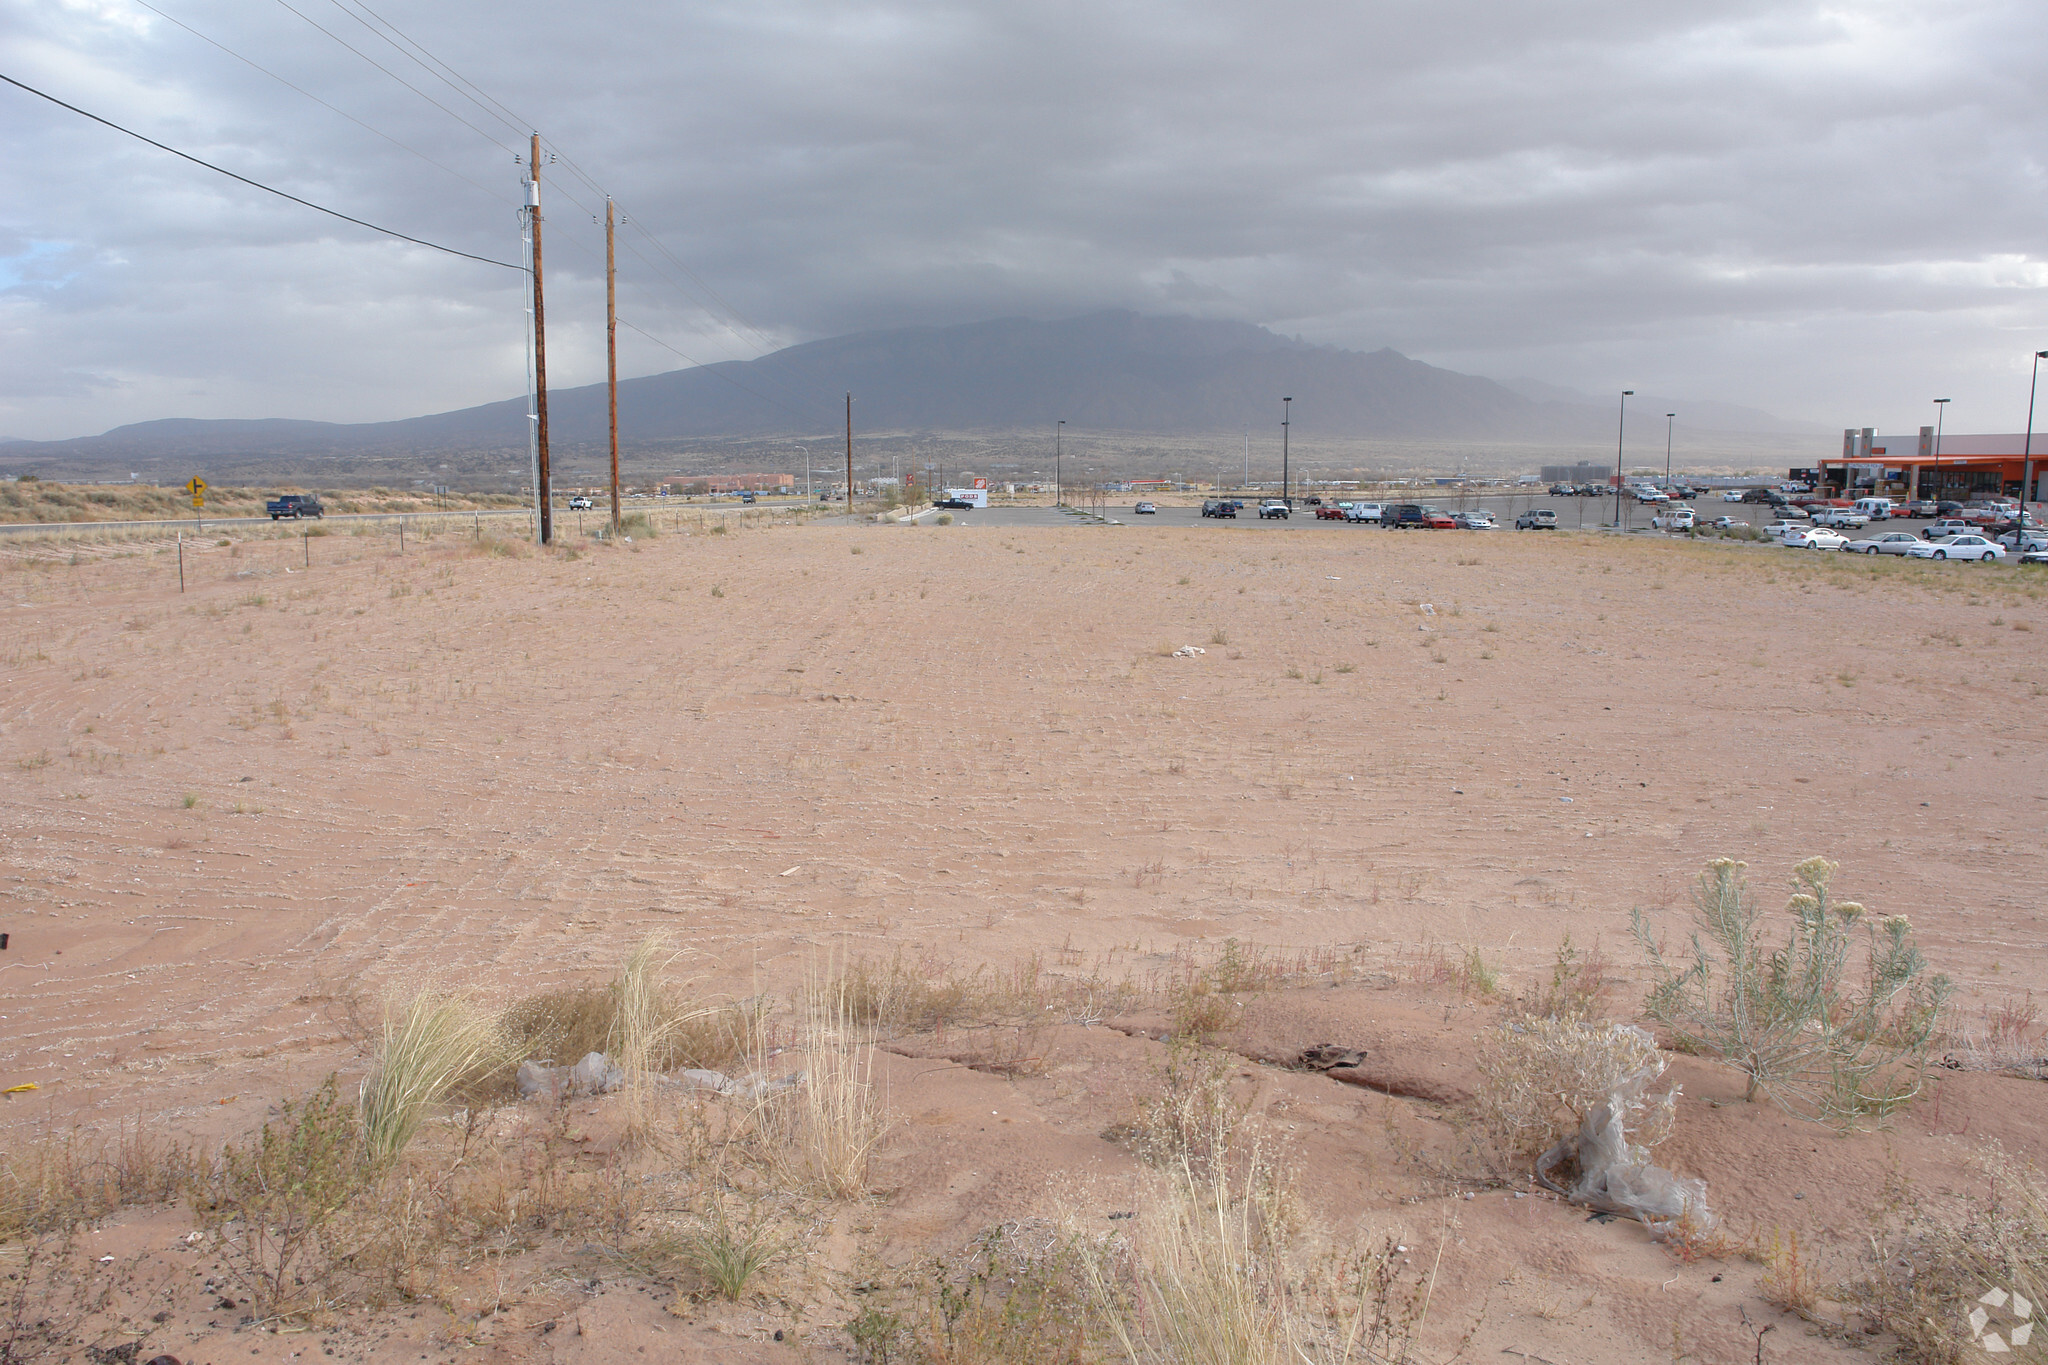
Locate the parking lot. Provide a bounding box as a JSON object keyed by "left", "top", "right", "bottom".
{"left": 919, "top": 491, "right": 1877, "bottom": 533}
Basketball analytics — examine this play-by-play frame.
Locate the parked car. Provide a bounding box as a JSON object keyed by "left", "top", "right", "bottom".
{"left": 1345, "top": 502, "right": 1383, "bottom": 523}
{"left": 567, "top": 495, "right": 594, "bottom": 510}
{"left": 1258, "top": 500, "right": 1290, "bottom": 519}
{"left": 1314, "top": 504, "right": 1346, "bottom": 520}
{"left": 1741, "top": 488, "right": 1789, "bottom": 505}
{"left": 2020, "top": 546, "right": 2048, "bottom": 565}
{"left": 1709, "top": 515, "right": 1738, "bottom": 529}
{"left": 1853, "top": 498, "right": 1895, "bottom": 521}
{"left": 1762, "top": 520, "right": 1804, "bottom": 540}
{"left": 1550, "top": 484, "right": 1574, "bottom": 496}
{"left": 1201, "top": 499, "right": 1237, "bottom": 518}
{"left": 1900, "top": 499, "right": 1943, "bottom": 517}
{"left": 1516, "top": 508, "right": 1558, "bottom": 529}
{"left": 1994, "top": 526, "right": 2048, "bottom": 551}
{"left": 1849, "top": 531, "right": 1924, "bottom": 555}
{"left": 1454, "top": 510, "right": 1498, "bottom": 529}
{"left": 1783, "top": 527, "right": 1850, "bottom": 550}
{"left": 1385, "top": 503, "right": 1454, "bottom": 529}
{"left": 1928, "top": 518, "right": 1974, "bottom": 538}
{"left": 1651, "top": 508, "right": 1696, "bottom": 530}
{"left": 936, "top": 497, "right": 975, "bottom": 509}
{"left": 1133, "top": 501, "right": 1158, "bottom": 515}
{"left": 1812, "top": 509, "right": 1870, "bottom": 528}
{"left": 1634, "top": 487, "right": 1670, "bottom": 503}
{"left": 1721, "top": 490, "right": 1748, "bottom": 502}
{"left": 1907, "top": 534, "right": 2005, "bottom": 561}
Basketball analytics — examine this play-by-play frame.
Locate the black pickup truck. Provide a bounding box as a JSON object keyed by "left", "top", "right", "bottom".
{"left": 266, "top": 494, "right": 324, "bottom": 520}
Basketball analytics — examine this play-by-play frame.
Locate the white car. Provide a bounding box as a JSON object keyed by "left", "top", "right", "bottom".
{"left": 1994, "top": 526, "right": 2048, "bottom": 551}
{"left": 1907, "top": 534, "right": 2005, "bottom": 561}
{"left": 1721, "top": 490, "right": 1747, "bottom": 502}
{"left": 1850, "top": 531, "right": 1924, "bottom": 556}
{"left": 1762, "top": 520, "right": 1804, "bottom": 540}
{"left": 1652, "top": 509, "right": 1696, "bottom": 530}
{"left": 1783, "top": 527, "right": 1850, "bottom": 550}
{"left": 1812, "top": 509, "right": 1869, "bottom": 528}
{"left": 1634, "top": 488, "right": 1670, "bottom": 503}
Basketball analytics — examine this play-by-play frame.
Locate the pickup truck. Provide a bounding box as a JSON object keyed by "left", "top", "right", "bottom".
{"left": 1258, "top": 500, "right": 1290, "bottom": 519}
{"left": 266, "top": 494, "right": 323, "bottom": 520}
{"left": 1811, "top": 508, "right": 1869, "bottom": 528}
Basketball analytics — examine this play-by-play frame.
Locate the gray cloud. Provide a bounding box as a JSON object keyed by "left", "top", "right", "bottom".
{"left": 2, "top": 0, "right": 2044, "bottom": 441}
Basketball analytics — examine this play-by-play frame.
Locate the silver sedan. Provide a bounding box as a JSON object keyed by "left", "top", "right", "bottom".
{"left": 1849, "top": 531, "right": 1924, "bottom": 556}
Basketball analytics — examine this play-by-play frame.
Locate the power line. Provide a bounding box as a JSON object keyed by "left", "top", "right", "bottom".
{"left": 269, "top": 0, "right": 516, "bottom": 155}
{"left": 319, "top": 0, "right": 527, "bottom": 142}
{"left": 1, "top": 71, "right": 522, "bottom": 271}
{"left": 329, "top": 0, "right": 533, "bottom": 141}
{"left": 127, "top": 0, "right": 515, "bottom": 208}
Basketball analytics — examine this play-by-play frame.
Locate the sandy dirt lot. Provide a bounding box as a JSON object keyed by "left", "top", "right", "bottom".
{"left": 3, "top": 518, "right": 2044, "bottom": 1363}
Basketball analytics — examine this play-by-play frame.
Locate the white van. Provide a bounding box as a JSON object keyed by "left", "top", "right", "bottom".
{"left": 1854, "top": 497, "right": 1894, "bottom": 521}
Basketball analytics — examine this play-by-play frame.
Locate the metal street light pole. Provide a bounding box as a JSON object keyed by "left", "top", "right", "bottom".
{"left": 1611, "top": 391, "right": 1634, "bottom": 529}
{"left": 1282, "top": 397, "right": 1293, "bottom": 503}
{"left": 796, "top": 445, "right": 809, "bottom": 503}
{"left": 2021, "top": 352, "right": 2047, "bottom": 539}
{"left": 1932, "top": 398, "right": 1950, "bottom": 504}
{"left": 1056, "top": 421, "right": 1065, "bottom": 508}
{"left": 1665, "top": 413, "right": 1676, "bottom": 491}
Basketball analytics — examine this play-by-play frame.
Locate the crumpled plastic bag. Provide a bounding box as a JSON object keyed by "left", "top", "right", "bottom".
{"left": 1535, "top": 1030, "right": 1715, "bottom": 1237}
{"left": 677, "top": 1068, "right": 804, "bottom": 1100}
{"left": 516, "top": 1051, "right": 626, "bottom": 1101}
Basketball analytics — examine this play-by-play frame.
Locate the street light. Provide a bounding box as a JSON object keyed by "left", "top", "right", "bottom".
{"left": 1281, "top": 398, "right": 1293, "bottom": 503}
{"left": 795, "top": 444, "right": 809, "bottom": 503}
{"left": 1056, "top": 420, "right": 1065, "bottom": 508}
{"left": 1664, "top": 414, "right": 1676, "bottom": 492}
{"left": 1932, "top": 398, "right": 1950, "bottom": 503}
{"left": 2021, "top": 352, "right": 2047, "bottom": 540}
{"left": 1610, "top": 391, "right": 1634, "bottom": 529}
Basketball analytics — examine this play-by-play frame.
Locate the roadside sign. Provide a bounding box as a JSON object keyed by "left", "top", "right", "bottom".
{"left": 184, "top": 476, "right": 207, "bottom": 508}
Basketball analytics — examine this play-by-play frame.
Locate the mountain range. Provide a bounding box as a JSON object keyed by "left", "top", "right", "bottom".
{"left": 1, "top": 312, "right": 1819, "bottom": 481}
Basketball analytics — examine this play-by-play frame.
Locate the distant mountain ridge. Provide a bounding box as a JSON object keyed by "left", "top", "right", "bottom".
{"left": 3, "top": 312, "right": 1814, "bottom": 477}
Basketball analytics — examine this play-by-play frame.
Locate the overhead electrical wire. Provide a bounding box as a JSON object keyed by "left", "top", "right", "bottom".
{"left": 126, "top": 0, "right": 515, "bottom": 208}
{"left": 318, "top": 0, "right": 526, "bottom": 141}
{"left": 268, "top": 0, "right": 517, "bottom": 154}
{"left": 0, "top": 71, "right": 523, "bottom": 271}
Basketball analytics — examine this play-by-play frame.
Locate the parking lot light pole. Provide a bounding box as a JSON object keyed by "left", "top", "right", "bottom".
{"left": 2022, "top": 353, "right": 2046, "bottom": 539}
{"left": 1281, "top": 397, "right": 1293, "bottom": 504}
{"left": 1611, "top": 391, "right": 1634, "bottom": 529}
{"left": 1665, "top": 413, "right": 1676, "bottom": 492}
{"left": 1932, "top": 398, "right": 1950, "bottom": 502}
{"left": 796, "top": 445, "right": 809, "bottom": 503}
{"left": 1056, "top": 420, "right": 1065, "bottom": 508}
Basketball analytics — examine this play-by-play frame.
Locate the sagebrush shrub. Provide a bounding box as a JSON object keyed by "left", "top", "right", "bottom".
{"left": 1633, "top": 857, "right": 1951, "bottom": 1127}
{"left": 1474, "top": 1016, "right": 1675, "bottom": 1170}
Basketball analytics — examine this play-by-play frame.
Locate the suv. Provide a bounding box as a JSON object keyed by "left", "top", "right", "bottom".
{"left": 1201, "top": 499, "right": 1237, "bottom": 518}
{"left": 1345, "top": 502, "right": 1383, "bottom": 523}
{"left": 567, "top": 495, "right": 594, "bottom": 510}
{"left": 1740, "top": 488, "right": 1788, "bottom": 505}
{"left": 1516, "top": 508, "right": 1557, "bottom": 529}
{"left": 1258, "top": 500, "right": 1290, "bottom": 519}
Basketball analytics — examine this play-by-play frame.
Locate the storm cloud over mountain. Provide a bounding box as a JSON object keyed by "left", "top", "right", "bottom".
{"left": 3, "top": 1, "right": 2044, "bottom": 444}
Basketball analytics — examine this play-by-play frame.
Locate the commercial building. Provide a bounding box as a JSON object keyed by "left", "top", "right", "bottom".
{"left": 1540, "top": 462, "right": 1614, "bottom": 484}
{"left": 1820, "top": 429, "right": 2045, "bottom": 502}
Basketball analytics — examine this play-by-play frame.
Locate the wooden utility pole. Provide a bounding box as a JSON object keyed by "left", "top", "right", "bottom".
{"left": 606, "top": 197, "right": 620, "bottom": 534}
{"left": 530, "top": 133, "right": 553, "bottom": 546}
{"left": 844, "top": 392, "right": 853, "bottom": 511}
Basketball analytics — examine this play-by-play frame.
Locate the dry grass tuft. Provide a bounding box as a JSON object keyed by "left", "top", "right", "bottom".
{"left": 0, "top": 1123, "right": 200, "bottom": 1241}
{"left": 359, "top": 991, "right": 509, "bottom": 1165}
{"left": 1850, "top": 1147, "right": 2048, "bottom": 1362}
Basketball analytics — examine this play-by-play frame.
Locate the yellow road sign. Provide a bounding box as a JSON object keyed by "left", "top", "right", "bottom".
{"left": 185, "top": 476, "right": 206, "bottom": 508}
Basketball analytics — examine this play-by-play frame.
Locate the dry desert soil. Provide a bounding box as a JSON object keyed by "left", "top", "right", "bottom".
{"left": 2, "top": 515, "right": 2045, "bottom": 1365}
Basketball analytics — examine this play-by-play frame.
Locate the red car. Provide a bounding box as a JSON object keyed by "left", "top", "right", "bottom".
{"left": 1315, "top": 505, "right": 1346, "bottom": 520}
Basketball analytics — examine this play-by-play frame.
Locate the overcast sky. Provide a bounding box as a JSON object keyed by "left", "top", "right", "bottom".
{"left": 3, "top": 0, "right": 2045, "bottom": 442}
